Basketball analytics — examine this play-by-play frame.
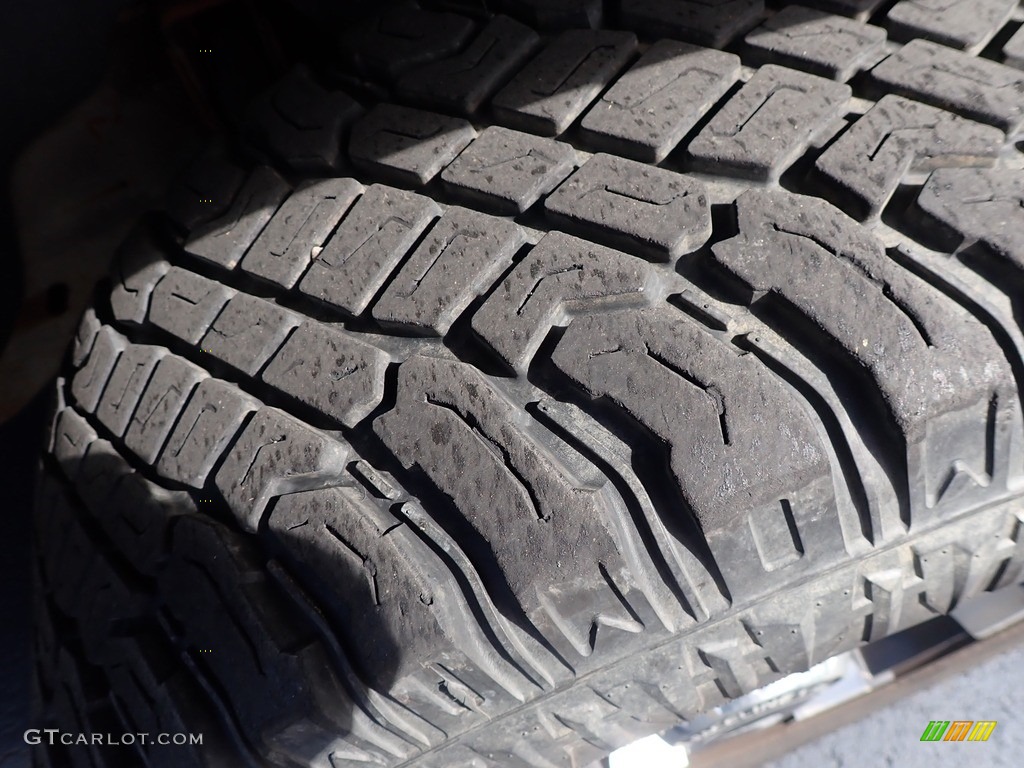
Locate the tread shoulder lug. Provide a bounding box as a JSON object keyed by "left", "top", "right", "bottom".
{"left": 579, "top": 40, "right": 739, "bottom": 163}
{"left": 814, "top": 95, "right": 1003, "bottom": 219}
{"left": 492, "top": 30, "right": 638, "bottom": 136}
{"left": 545, "top": 153, "right": 712, "bottom": 259}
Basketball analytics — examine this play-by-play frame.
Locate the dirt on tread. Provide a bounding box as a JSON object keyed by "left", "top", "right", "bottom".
{"left": 34, "top": 2, "right": 1024, "bottom": 767}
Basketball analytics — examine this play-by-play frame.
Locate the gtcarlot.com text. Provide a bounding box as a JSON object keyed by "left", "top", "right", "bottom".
{"left": 25, "top": 729, "right": 203, "bottom": 746}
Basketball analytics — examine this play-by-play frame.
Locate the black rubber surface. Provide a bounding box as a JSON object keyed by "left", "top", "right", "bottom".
{"left": 34, "top": 1, "right": 1024, "bottom": 767}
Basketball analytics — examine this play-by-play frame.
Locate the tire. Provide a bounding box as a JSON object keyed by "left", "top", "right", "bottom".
{"left": 34, "top": 1, "right": 1024, "bottom": 766}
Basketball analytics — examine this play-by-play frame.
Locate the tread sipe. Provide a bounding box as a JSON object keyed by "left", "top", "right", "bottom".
{"left": 35, "top": 1, "right": 1024, "bottom": 766}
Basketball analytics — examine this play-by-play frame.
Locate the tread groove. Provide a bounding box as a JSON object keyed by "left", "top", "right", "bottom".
{"left": 36, "top": 4, "right": 1024, "bottom": 765}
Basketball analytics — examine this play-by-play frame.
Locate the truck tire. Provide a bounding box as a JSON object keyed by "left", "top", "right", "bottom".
{"left": 34, "top": 2, "right": 1024, "bottom": 766}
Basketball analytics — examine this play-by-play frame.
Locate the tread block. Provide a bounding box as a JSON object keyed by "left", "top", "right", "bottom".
{"left": 105, "top": 632, "right": 240, "bottom": 767}
{"left": 268, "top": 486, "right": 451, "bottom": 687}
{"left": 271, "top": 721, "right": 409, "bottom": 768}
{"left": 165, "top": 155, "right": 247, "bottom": 234}
{"left": 157, "top": 379, "right": 259, "bottom": 489}
{"left": 687, "top": 64, "right": 850, "bottom": 181}
{"left": 911, "top": 542, "right": 972, "bottom": 614}
{"left": 690, "top": 637, "right": 767, "bottom": 700}
{"left": 184, "top": 166, "right": 291, "bottom": 270}
{"left": 345, "top": 2, "right": 476, "bottom": 80}
{"left": 472, "top": 231, "right": 655, "bottom": 373}
{"left": 240, "top": 178, "right": 363, "bottom": 289}
{"left": 814, "top": 95, "right": 1003, "bottom": 219}
{"left": 372, "top": 207, "right": 526, "bottom": 335}
{"left": 885, "top": 0, "right": 1016, "bottom": 50}
{"left": 69, "top": 544, "right": 148, "bottom": 664}
{"left": 215, "top": 406, "right": 350, "bottom": 532}
{"left": 544, "top": 153, "right": 711, "bottom": 260}
{"left": 47, "top": 376, "right": 68, "bottom": 454}
{"left": 711, "top": 189, "right": 1015, "bottom": 510}
{"left": 349, "top": 104, "right": 477, "bottom": 187}
{"left": 112, "top": 476, "right": 196, "bottom": 577}
{"left": 374, "top": 355, "right": 654, "bottom": 661}
{"left": 870, "top": 39, "right": 1024, "bottom": 132}
{"left": 396, "top": 15, "right": 541, "bottom": 115}
{"left": 619, "top": 0, "right": 764, "bottom": 47}
{"left": 914, "top": 168, "right": 1024, "bottom": 269}
{"left": 533, "top": 687, "right": 635, "bottom": 761}
{"left": 124, "top": 355, "right": 209, "bottom": 465}
{"left": 71, "top": 326, "right": 127, "bottom": 413}
{"left": 148, "top": 267, "right": 235, "bottom": 345}
{"left": 261, "top": 322, "right": 390, "bottom": 428}
{"left": 798, "top": 0, "right": 885, "bottom": 15}
{"left": 365, "top": 497, "right": 547, "bottom": 716}
{"left": 110, "top": 230, "right": 170, "bottom": 325}
{"left": 78, "top": 441, "right": 193, "bottom": 577}
{"left": 95, "top": 343, "right": 165, "bottom": 438}
{"left": 247, "top": 67, "right": 362, "bottom": 173}
{"left": 52, "top": 409, "right": 98, "bottom": 482}
{"left": 499, "top": 0, "right": 603, "bottom": 29}
{"left": 491, "top": 30, "right": 637, "bottom": 136}
{"left": 744, "top": 7, "right": 887, "bottom": 80}
{"left": 46, "top": 650, "right": 120, "bottom": 765}
{"left": 991, "top": 512, "right": 1024, "bottom": 590}
{"left": 551, "top": 307, "right": 841, "bottom": 593}
{"left": 72, "top": 309, "right": 102, "bottom": 368}
{"left": 1005, "top": 25, "right": 1024, "bottom": 69}
{"left": 298, "top": 185, "right": 440, "bottom": 316}
{"left": 44, "top": 505, "right": 99, "bottom": 619}
{"left": 441, "top": 126, "right": 577, "bottom": 215}
{"left": 578, "top": 40, "right": 740, "bottom": 164}
{"left": 74, "top": 441, "right": 125, "bottom": 513}
{"left": 198, "top": 293, "right": 301, "bottom": 376}
{"left": 159, "top": 517, "right": 355, "bottom": 751}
